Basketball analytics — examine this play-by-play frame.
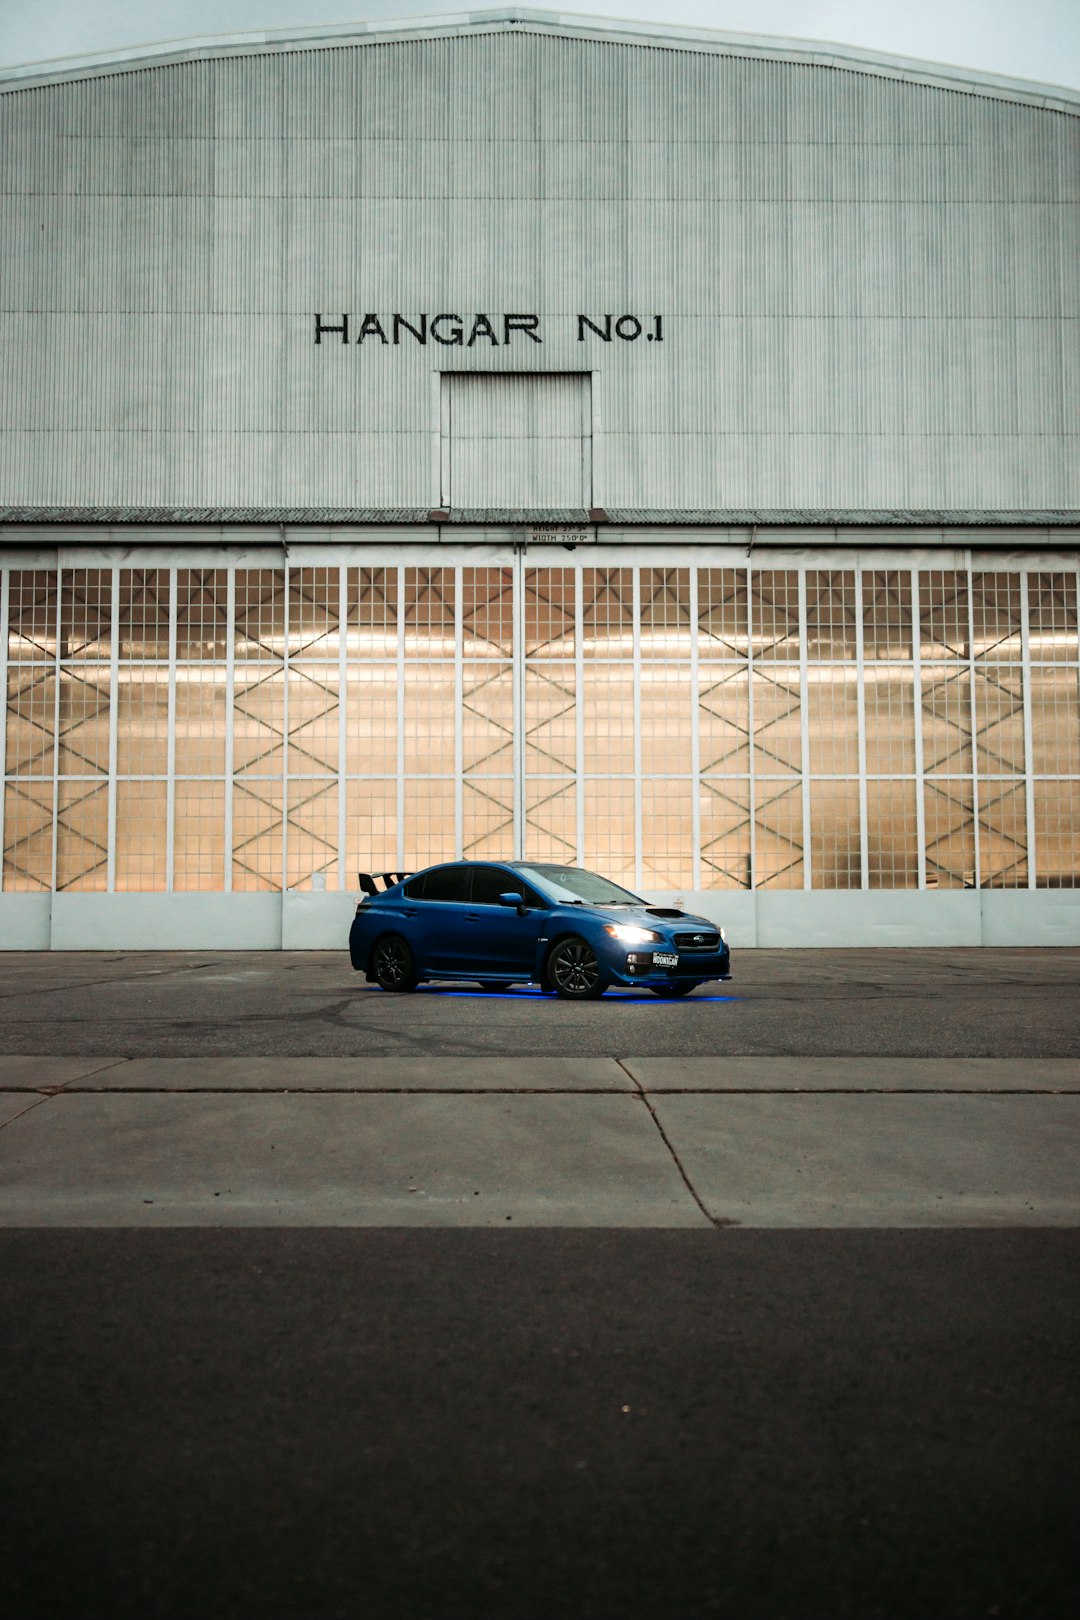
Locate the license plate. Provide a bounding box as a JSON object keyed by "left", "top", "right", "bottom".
{"left": 652, "top": 952, "right": 679, "bottom": 968}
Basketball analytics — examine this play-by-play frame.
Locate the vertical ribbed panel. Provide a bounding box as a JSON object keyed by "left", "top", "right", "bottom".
{"left": 0, "top": 29, "right": 1076, "bottom": 510}
{"left": 447, "top": 373, "right": 590, "bottom": 506}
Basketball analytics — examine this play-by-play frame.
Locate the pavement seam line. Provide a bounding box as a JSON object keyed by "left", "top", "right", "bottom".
{"left": 614, "top": 1058, "right": 729, "bottom": 1229}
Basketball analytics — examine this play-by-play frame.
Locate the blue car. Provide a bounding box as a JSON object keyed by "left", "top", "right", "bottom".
{"left": 349, "top": 861, "right": 731, "bottom": 999}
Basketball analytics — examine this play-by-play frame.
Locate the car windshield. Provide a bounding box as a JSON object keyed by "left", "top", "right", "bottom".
{"left": 515, "top": 864, "right": 643, "bottom": 906}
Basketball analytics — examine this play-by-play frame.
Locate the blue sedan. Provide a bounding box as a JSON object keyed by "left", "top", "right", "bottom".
{"left": 349, "top": 861, "right": 732, "bottom": 999}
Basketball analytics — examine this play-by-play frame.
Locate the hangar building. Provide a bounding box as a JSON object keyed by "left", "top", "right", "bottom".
{"left": 1, "top": 8, "right": 1078, "bottom": 949}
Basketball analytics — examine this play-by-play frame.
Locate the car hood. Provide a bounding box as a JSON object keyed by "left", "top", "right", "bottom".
{"left": 582, "top": 904, "right": 722, "bottom": 933}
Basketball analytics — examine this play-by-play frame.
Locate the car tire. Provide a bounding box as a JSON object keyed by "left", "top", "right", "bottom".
{"left": 546, "top": 936, "right": 606, "bottom": 1000}
{"left": 649, "top": 982, "right": 697, "bottom": 998}
{"left": 371, "top": 934, "right": 419, "bottom": 992}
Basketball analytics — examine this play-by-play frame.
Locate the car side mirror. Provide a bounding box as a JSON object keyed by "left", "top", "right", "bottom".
{"left": 499, "top": 891, "right": 527, "bottom": 915}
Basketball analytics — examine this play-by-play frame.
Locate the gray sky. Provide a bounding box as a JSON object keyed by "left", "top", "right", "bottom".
{"left": 2, "top": 0, "right": 1079, "bottom": 90}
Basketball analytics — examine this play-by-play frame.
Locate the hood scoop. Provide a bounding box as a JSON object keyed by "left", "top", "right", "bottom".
{"left": 645, "top": 907, "right": 685, "bottom": 919}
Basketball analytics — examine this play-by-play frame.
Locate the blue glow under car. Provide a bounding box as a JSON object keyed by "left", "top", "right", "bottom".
{"left": 349, "top": 861, "right": 732, "bottom": 999}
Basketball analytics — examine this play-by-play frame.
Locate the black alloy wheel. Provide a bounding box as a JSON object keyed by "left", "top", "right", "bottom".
{"left": 371, "top": 934, "right": 418, "bottom": 992}
{"left": 547, "top": 936, "right": 606, "bottom": 1000}
{"left": 649, "top": 981, "right": 697, "bottom": 998}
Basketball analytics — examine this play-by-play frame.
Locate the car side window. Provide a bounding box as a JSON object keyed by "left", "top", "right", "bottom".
{"left": 402, "top": 873, "right": 427, "bottom": 900}
{"left": 422, "top": 865, "right": 470, "bottom": 903}
{"left": 470, "top": 867, "right": 546, "bottom": 908}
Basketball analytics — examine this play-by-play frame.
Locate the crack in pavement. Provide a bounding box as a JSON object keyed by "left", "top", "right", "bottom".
{"left": 615, "top": 1058, "right": 733, "bottom": 1228}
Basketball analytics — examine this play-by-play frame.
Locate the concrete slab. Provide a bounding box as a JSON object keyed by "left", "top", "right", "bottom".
{"left": 624, "top": 1057, "right": 1080, "bottom": 1092}
{"left": 0, "top": 1056, "right": 127, "bottom": 1089}
{"left": 0, "top": 1092, "right": 707, "bottom": 1227}
{"left": 653, "top": 1094, "right": 1080, "bottom": 1227}
{"left": 65, "top": 1056, "right": 633, "bottom": 1092}
{"left": 0, "top": 1094, "right": 42, "bottom": 1128}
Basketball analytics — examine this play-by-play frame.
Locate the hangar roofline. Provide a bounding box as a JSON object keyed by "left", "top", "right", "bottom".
{"left": 1, "top": 6, "right": 1078, "bottom": 116}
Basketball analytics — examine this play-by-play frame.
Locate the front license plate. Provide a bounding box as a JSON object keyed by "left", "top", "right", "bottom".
{"left": 651, "top": 952, "right": 679, "bottom": 968}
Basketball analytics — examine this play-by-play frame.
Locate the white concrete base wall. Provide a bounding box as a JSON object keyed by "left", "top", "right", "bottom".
{"left": 1, "top": 890, "right": 1078, "bottom": 951}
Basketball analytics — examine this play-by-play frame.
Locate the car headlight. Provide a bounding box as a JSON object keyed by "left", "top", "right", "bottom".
{"left": 719, "top": 926, "right": 726, "bottom": 942}
{"left": 605, "top": 923, "right": 661, "bottom": 945}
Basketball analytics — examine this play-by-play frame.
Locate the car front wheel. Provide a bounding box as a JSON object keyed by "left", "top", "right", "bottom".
{"left": 371, "top": 934, "right": 418, "bottom": 992}
{"left": 546, "top": 936, "right": 606, "bottom": 1000}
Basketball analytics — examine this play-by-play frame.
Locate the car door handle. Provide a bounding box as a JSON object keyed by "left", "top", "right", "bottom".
{"left": 403, "top": 908, "right": 418, "bottom": 918}
{"left": 464, "top": 913, "right": 479, "bottom": 923}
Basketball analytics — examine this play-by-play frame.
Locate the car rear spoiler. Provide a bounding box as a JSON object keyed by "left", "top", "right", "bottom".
{"left": 357, "top": 871, "right": 412, "bottom": 895}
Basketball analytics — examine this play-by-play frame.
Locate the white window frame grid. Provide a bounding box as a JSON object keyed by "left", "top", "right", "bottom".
{"left": 2, "top": 551, "right": 1078, "bottom": 896}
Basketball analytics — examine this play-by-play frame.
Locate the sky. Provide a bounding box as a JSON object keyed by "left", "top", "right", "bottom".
{"left": 1, "top": 0, "right": 1079, "bottom": 90}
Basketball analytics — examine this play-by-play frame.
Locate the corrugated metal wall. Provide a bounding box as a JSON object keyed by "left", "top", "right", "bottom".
{"left": 0, "top": 28, "right": 1077, "bottom": 510}
{"left": 445, "top": 374, "right": 590, "bottom": 506}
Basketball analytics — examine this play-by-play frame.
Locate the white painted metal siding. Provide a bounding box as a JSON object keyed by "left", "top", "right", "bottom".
{"left": 0, "top": 27, "right": 1077, "bottom": 511}
{"left": 444, "top": 374, "right": 590, "bottom": 506}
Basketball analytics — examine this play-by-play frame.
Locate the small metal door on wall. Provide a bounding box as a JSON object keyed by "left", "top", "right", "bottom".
{"left": 441, "top": 374, "right": 592, "bottom": 508}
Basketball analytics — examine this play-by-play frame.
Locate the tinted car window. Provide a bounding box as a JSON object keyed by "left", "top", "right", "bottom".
{"left": 422, "top": 865, "right": 470, "bottom": 903}
{"left": 470, "top": 866, "right": 547, "bottom": 908}
{"left": 402, "top": 873, "right": 427, "bottom": 899}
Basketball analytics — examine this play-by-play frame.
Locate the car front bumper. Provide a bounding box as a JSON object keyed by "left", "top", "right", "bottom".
{"left": 603, "top": 946, "right": 732, "bottom": 987}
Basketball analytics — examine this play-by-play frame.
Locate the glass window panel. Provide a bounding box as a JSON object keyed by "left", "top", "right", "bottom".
{"left": 118, "top": 571, "right": 170, "bottom": 660}
{"left": 402, "top": 779, "right": 455, "bottom": 871}
{"left": 525, "top": 779, "right": 577, "bottom": 864}
{"left": 641, "top": 671, "right": 691, "bottom": 775}
{"left": 920, "top": 572, "right": 968, "bottom": 659}
{"left": 175, "top": 570, "right": 229, "bottom": 662}
{"left": 345, "top": 780, "right": 398, "bottom": 882}
{"left": 863, "top": 572, "right": 912, "bottom": 660}
{"left": 462, "top": 780, "right": 514, "bottom": 861}
{"left": 864, "top": 668, "right": 916, "bottom": 776}
{"left": 697, "top": 569, "right": 749, "bottom": 658}
{"left": 232, "top": 781, "right": 282, "bottom": 891}
{"left": 699, "top": 779, "right": 751, "bottom": 889}
{"left": 287, "top": 666, "right": 339, "bottom": 775}
{"left": 754, "top": 781, "right": 803, "bottom": 888}
{"left": 404, "top": 568, "right": 455, "bottom": 656}
{"left": 6, "top": 669, "right": 55, "bottom": 776}
{"left": 805, "top": 571, "right": 857, "bottom": 659}
{"left": 752, "top": 670, "right": 802, "bottom": 776}
{"left": 116, "top": 668, "right": 169, "bottom": 776}
{"left": 61, "top": 570, "right": 111, "bottom": 661}
{"left": 345, "top": 666, "right": 398, "bottom": 777}
{"left": 1034, "top": 783, "right": 1080, "bottom": 888}
{"left": 346, "top": 567, "right": 398, "bottom": 658}
{"left": 115, "top": 781, "right": 167, "bottom": 891}
{"left": 921, "top": 667, "right": 973, "bottom": 773}
{"left": 1029, "top": 667, "right": 1080, "bottom": 775}
{"left": 288, "top": 568, "right": 339, "bottom": 658}
{"left": 971, "top": 573, "right": 1022, "bottom": 660}
{"left": 233, "top": 669, "right": 285, "bottom": 776}
{"left": 173, "top": 780, "right": 225, "bottom": 892}
{"left": 174, "top": 669, "right": 227, "bottom": 776}
{"left": 1027, "top": 573, "right": 1078, "bottom": 662}
{"left": 462, "top": 568, "right": 513, "bottom": 658}
{"left": 924, "top": 781, "right": 975, "bottom": 889}
{"left": 462, "top": 664, "right": 513, "bottom": 774}
{"left": 807, "top": 667, "right": 859, "bottom": 775}
{"left": 810, "top": 780, "right": 862, "bottom": 889}
{"left": 640, "top": 778, "right": 693, "bottom": 888}
{"left": 524, "top": 665, "right": 576, "bottom": 775}
{"left": 234, "top": 571, "right": 285, "bottom": 661}
{"left": 8, "top": 571, "right": 58, "bottom": 662}
{"left": 57, "top": 670, "right": 110, "bottom": 775}
{"left": 639, "top": 569, "right": 691, "bottom": 659}
{"left": 978, "top": 782, "right": 1028, "bottom": 889}
{"left": 866, "top": 781, "right": 918, "bottom": 889}
{"left": 286, "top": 779, "right": 338, "bottom": 890}
{"left": 973, "top": 668, "right": 1025, "bottom": 776}
{"left": 582, "top": 569, "right": 633, "bottom": 657}
{"left": 751, "top": 572, "right": 800, "bottom": 660}
{"left": 56, "top": 781, "right": 108, "bottom": 891}
{"left": 3, "top": 782, "right": 53, "bottom": 891}
{"left": 583, "top": 779, "right": 636, "bottom": 889}
{"left": 698, "top": 665, "right": 749, "bottom": 775}
{"left": 524, "top": 570, "right": 575, "bottom": 657}
{"left": 582, "top": 666, "right": 635, "bottom": 774}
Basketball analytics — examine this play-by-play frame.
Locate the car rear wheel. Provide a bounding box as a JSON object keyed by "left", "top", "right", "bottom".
{"left": 371, "top": 934, "right": 418, "bottom": 992}
{"left": 547, "top": 936, "right": 606, "bottom": 1000}
{"left": 649, "top": 982, "right": 697, "bottom": 998}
